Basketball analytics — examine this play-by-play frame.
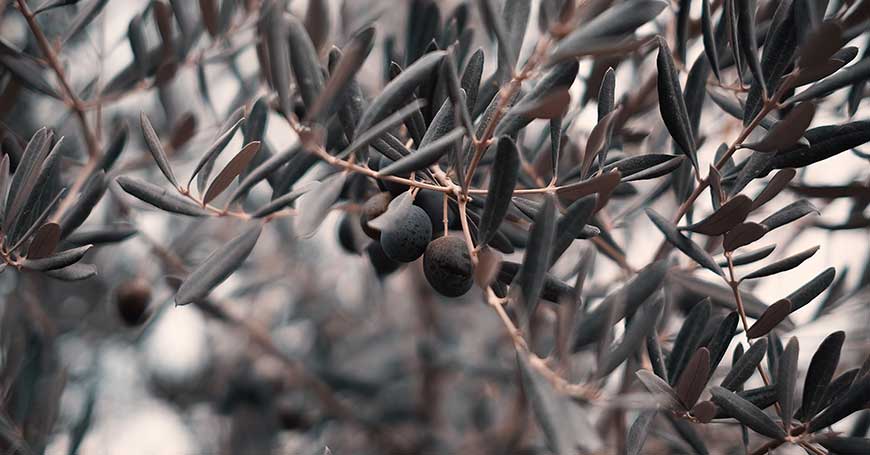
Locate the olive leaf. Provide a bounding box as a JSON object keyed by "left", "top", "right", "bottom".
{"left": 294, "top": 172, "right": 347, "bottom": 238}
{"left": 741, "top": 245, "right": 819, "bottom": 281}
{"left": 306, "top": 26, "right": 375, "bottom": 122}
{"left": 203, "top": 141, "right": 261, "bottom": 205}
{"left": 516, "top": 194, "right": 556, "bottom": 317}
{"left": 656, "top": 38, "right": 698, "bottom": 171}
{"left": 636, "top": 370, "right": 684, "bottom": 412}
{"left": 784, "top": 267, "right": 836, "bottom": 314}
{"left": 668, "top": 299, "right": 712, "bottom": 384}
{"left": 175, "top": 223, "right": 262, "bottom": 305}
{"left": 680, "top": 195, "right": 753, "bottom": 236}
{"left": 747, "top": 103, "right": 816, "bottom": 153}
{"left": 800, "top": 331, "right": 845, "bottom": 421}
{"left": 286, "top": 14, "right": 325, "bottom": 109}
{"left": 140, "top": 112, "right": 179, "bottom": 188}
{"left": 116, "top": 176, "right": 209, "bottom": 217}
{"left": 776, "top": 337, "right": 799, "bottom": 429}
{"left": 675, "top": 347, "right": 710, "bottom": 409}
{"left": 478, "top": 137, "right": 519, "bottom": 246}
{"left": 597, "top": 297, "right": 663, "bottom": 378}
{"left": 721, "top": 338, "right": 768, "bottom": 390}
{"left": 646, "top": 208, "right": 723, "bottom": 276}
{"left": 710, "top": 386, "right": 786, "bottom": 440}
{"left": 700, "top": 0, "right": 720, "bottom": 80}
{"left": 378, "top": 128, "right": 464, "bottom": 177}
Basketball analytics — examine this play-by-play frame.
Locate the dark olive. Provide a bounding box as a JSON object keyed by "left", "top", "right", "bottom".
{"left": 414, "top": 189, "right": 459, "bottom": 238}
{"left": 423, "top": 236, "right": 473, "bottom": 297}
{"left": 366, "top": 241, "right": 402, "bottom": 277}
{"left": 337, "top": 213, "right": 362, "bottom": 254}
{"left": 115, "top": 278, "right": 151, "bottom": 326}
{"left": 359, "top": 192, "right": 392, "bottom": 240}
{"left": 378, "top": 155, "right": 410, "bottom": 195}
{"left": 381, "top": 205, "right": 432, "bottom": 262}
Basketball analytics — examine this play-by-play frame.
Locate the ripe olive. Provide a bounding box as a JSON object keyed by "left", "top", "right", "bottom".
{"left": 337, "top": 213, "right": 361, "bottom": 254}
{"left": 414, "top": 189, "right": 459, "bottom": 238}
{"left": 115, "top": 278, "right": 151, "bottom": 326}
{"left": 380, "top": 205, "right": 432, "bottom": 262}
{"left": 423, "top": 236, "right": 473, "bottom": 297}
{"left": 359, "top": 192, "right": 392, "bottom": 240}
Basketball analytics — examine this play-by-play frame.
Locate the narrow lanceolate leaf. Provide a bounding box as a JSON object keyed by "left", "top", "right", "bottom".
{"left": 807, "top": 376, "right": 870, "bottom": 433}
{"left": 706, "top": 312, "right": 740, "bottom": 380}
{"left": 556, "top": 170, "right": 621, "bottom": 207}
{"left": 501, "top": 0, "right": 531, "bottom": 76}
{"left": 476, "top": 0, "right": 515, "bottom": 79}
{"left": 294, "top": 172, "right": 346, "bottom": 238}
{"left": 581, "top": 110, "right": 617, "bottom": 178}
{"left": 746, "top": 299, "right": 792, "bottom": 339}
{"left": 116, "top": 176, "right": 209, "bottom": 217}
{"left": 646, "top": 208, "right": 723, "bottom": 276}
{"left": 378, "top": 128, "right": 465, "bottom": 177}
{"left": 59, "top": 171, "right": 107, "bottom": 238}
{"left": 551, "top": 195, "right": 597, "bottom": 266}
{"left": 711, "top": 386, "right": 786, "bottom": 440}
{"left": 510, "top": 87, "right": 571, "bottom": 120}
{"left": 549, "top": 1, "right": 667, "bottom": 62}
{"left": 479, "top": 137, "right": 519, "bottom": 246}
{"left": 771, "top": 121, "right": 870, "bottom": 169}
{"left": 189, "top": 116, "right": 245, "bottom": 191}
{"left": 627, "top": 411, "right": 656, "bottom": 455}
{"left": 340, "top": 99, "right": 427, "bottom": 159}
{"left": 263, "top": 3, "right": 292, "bottom": 118}
{"left": 45, "top": 263, "right": 97, "bottom": 281}
{"left": 517, "top": 352, "right": 587, "bottom": 455}
{"left": 23, "top": 245, "right": 92, "bottom": 271}
{"left": 598, "top": 67, "right": 615, "bottom": 121}
{"left": 721, "top": 338, "right": 768, "bottom": 390}
{"left": 61, "top": 0, "right": 109, "bottom": 44}
{"left": 700, "top": 0, "right": 720, "bottom": 80}
{"left": 461, "top": 48, "right": 484, "bottom": 114}
{"left": 251, "top": 181, "right": 318, "bottom": 218}
{"left": 636, "top": 370, "right": 684, "bottom": 412}
{"left": 718, "top": 245, "right": 776, "bottom": 267}
{"left": 597, "top": 298, "right": 663, "bottom": 378}
{"left": 723, "top": 222, "right": 768, "bottom": 250}
{"left": 368, "top": 191, "right": 413, "bottom": 232}
{"left": 785, "top": 267, "right": 835, "bottom": 313}
{"left": 203, "top": 142, "right": 261, "bottom": 205}
{"left": 668, "top": 299, "right": 712, "bottom": 384}
{"left": 176, "top": 224, "right": 262, "bottom": 305}
{"left": 0, "top": 44, "right": 61, "bottom": 98}
{"left": 286, "top": 14, "right": 324, "bottom": 109}
{"left": 676, "top": 348, "right": 710, "bottom": 409}
{"left": 751, "top": 169, "right": 796, "bottom": 210}
{"left": 517, "top": 194, "right": 556, "bottom": 317}
{"left": 777, "top": 337, "right": 799, "bottom": 429}
{"left": 735, "top": 0, "right": 766, "bottom": 108}
{"left": 441, "top": 52, "right": 474, "bottom": 136}
{"left": 681, "top": 195, "right": 752, "bottom": 236}
{"left": 33, "top": 0, "right": 80, "bottom": 15}
{"left": 741, "top": 246, "right": 819, "bottom": 281}
{"left": 140, "top": 112, "right": 178, "bottom": 187}
{"left": 357, "top": 50, "right": 446, "bottom": 133}
{"left": 306, "top": 26, "right": 375, "bottom": 122}
{"left": 797, "top": 21, "right": 844, "bottom": 69}
{"left": 228, "top": 145, "right": 298, "bottom": 204}
{"left": 748, "top": 103, "right": 816, "bottom": 153}
{"left": 788, "top": 58, "right": 870, "bottom": 104}
{"left": 760, "top": 199, "right": 819, "bottom": 231}
{"left": 800, "top": 331, "right": 845, "bottom": 421}
{"left": 27, "top": 222, "right": 61, "bottom": 259}
{"left": 818, "top": 436, "right": 870, "bottom": 455}
{"left": 657, "top": 39, "right": 698, "bottom": 171}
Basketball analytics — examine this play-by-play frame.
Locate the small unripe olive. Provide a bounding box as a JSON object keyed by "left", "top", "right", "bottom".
{"left": 366, "top": 241, "right": 402, "bottom": 277}
{"left": 423, "top": 236, "right": 473, "bottom": 297}
{"left": 359, "top": 192, "right": 392, "bottom": 240}
{"left": 381, "top": 205, "right": 432, "bottom": 262}
{"left": 115, "top": 278, "right": 151, "bottom": 326}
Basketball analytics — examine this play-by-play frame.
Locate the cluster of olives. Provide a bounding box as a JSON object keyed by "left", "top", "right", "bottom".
{"left": 337, "top": 185, "right": 474, "bottom": 298}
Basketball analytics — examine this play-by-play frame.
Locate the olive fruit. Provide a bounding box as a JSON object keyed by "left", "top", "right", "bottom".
{"left": 115, "top": 278, "right": 151, "bottom": 326}
{"left": 381, "top": 205, "right": 432, "bottom": 262}
{"left": 414, "top": 189, "right": 459, "bottom": 238}
{"left": 366, "top": 241, "right": 402, "bottom": 277}
{"left": 359, "top": 192, "right": 392, "bottom": 240}
{"left": 337, "top": 213, "right": 362, "bottom": 254}
{"left": 423, "top": 236, "right": 473, "bottom": 297}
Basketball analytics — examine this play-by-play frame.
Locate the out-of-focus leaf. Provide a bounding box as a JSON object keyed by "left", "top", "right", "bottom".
{"left": 61, "top": 0, "right": 110, "bottom": 44}
{"left": 63, "top": 224, "right": 137, "bottom": 246}
{"left": 549, "top": 1, "right": 666, "bottom": 63}
{"left": 495, "top": 61, "right": 578, "bottom": 136}
{"left": 656, "top": 38, "right": 698, "bottom": 171}
{"left": 307, "top": 27, "right": 375, "bottom": 122}
{"left": 286, "top": 14, "right": 324, "bottom": 109}
{"left": 551, "top": 195, "right": 597, "bottom": 265}
{"left": 797, "top": 21, "right": 844, "bottom": 69}
{"left": 0, "top": 41, "right": 61, "bottom": 99}
{"left": 597, "top": 297, "right": 663, "bottom": 378}
{"left": 33, "top": 0, "right": 81, "bottom": 15}
{"left": 479, "top": 137, "right": 519, "bottom": 246}
{"left": 304, "top": 0, "right": 330, "bottom": 53}
{"left": 818, "top": 436, "right": 870, "bottom": 455}
{"left": 626, "top": 410, "right": 656, "bottom": 455}
{"left": 140, "top": 112, "right": 178, "bottom": 188}
{"left": 97, "top": 121, "right": 128, "bottom": 172}
{"left": 706, "top": 312, "right": 740, "bottom": 380}
{"left": 116, "top": 176, "right": 209, "bottom": 217}
{"left": 45, "top": 263, "right": 97, "bottom": 281}
{"left": 669, "top": 269, "right": 772, "bottom": 320}
{"left": 176, "top": 223, "right": 262, "bottom": 305}
{"left": 721, "top": 338, "right": 768, "bottom": 390}
{"left": 711, "top": 386, "right": 786, "bottom": 440}
{"left": 647, "top": 208, "right": 723, "bottom": 276}
{"left": 263, "top": 2, "right": 292, "bottom": 118}
{"left": 556, "top": 169, "right": 621, "bottom": 207}
{"left": 250, "top": 181, "right": 318, "bottom": 218}
{"left": 476, "top": 0, "right": 515, "bottom": 79}
{"left": 636, "top": 370, "right": 684, "bottom": 412}
{"left": 789, "top": 56, "right": 870, "bottom": 104}
{"left": 741, "top": 245, "right": 819, "bottom": 281}
{"left": 736, "top": 0, "right": 766, "bottom": 113}
{"left": 800, "top": 331, "right": 845, "bottom": 421}
{"left": 59, "top": 171, "right": 107, "bottom": 238}
{"left": 294, "top": 172, "right": 346, "bottom": 238}
{"left": 700, "top": 0, "right": 720, "bottom": 80}
{"left": 27, "top": 222, "right": 60, "bottom": 259}
{"left": 668, "top": 299, "right": 712, "bottom": 384}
